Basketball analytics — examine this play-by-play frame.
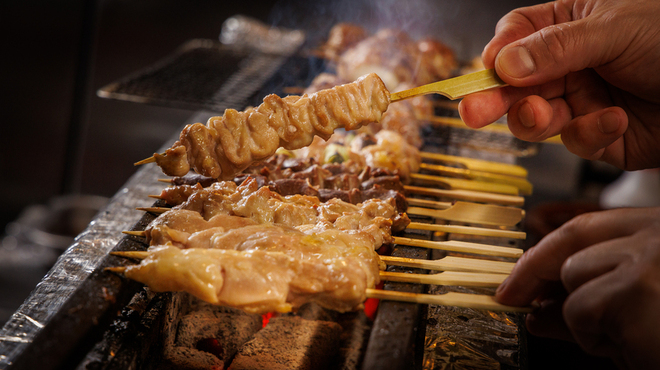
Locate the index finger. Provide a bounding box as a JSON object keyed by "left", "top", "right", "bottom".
{"left": 495, "top": 208, "right": 656, "bottom": 306}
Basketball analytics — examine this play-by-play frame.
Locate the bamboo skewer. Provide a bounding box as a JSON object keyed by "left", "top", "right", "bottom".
{"left": 404, "top": 185, "right": 524, "bottom": 206}
{"left": 418, "top": 163, "right": 533, "bottom": 195}
{"left": 123, "top": 230, "right": 147, "bottom": 237}
{"left": 134, "top": 156, "right": 156, "bottom": 166}
{"left": 390, "top": 69, "right": 506, "bottom": 101}
{"left": 365, "top": 289, "right": 533, "bottom": 313}
{"left": 405, "top": 203, "right": 523, "bottom": 227}
{"left": 411, "top": 173, "right": 520, "bottom": 196}
{"left": 379, "top": 270, "right": 507, "bottom": 287}
{"left": 105, "top": 266, "right": 128, "bottom": 273}
{"left": 406, "top": 222, "right": 526, "bottom": 239}
{"left": 392, "top": 236, "right": 522, "bottom": 258}
{"left": 419, "top": 152, "right": 528, "bottom": 178}
{"left": 110, "top": 251, "right": 148, "bottom": 259}
{"left": 136, "top": 206, "right": 169, "bottom": 214}
{"left": 380, "top": 255, "right": 514, "bottom": 274}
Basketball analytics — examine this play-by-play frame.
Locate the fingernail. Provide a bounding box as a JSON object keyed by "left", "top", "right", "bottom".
{"left": 518, "top": 101, "right": 536, "bottom": 128}
{"left": 498, "top": 46, "right": 535, "bottom": 78}
{"left": 598, "top": 111, "right": 620, "bottom": 134}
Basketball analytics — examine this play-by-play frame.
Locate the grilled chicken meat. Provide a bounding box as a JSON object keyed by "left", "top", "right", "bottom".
{"left": 124, "top": 219, "right": 383, "bottom": 313}
{"left": 154, "top": 73, "right": 390, "bottom": 180}
{"left": 147, "top": 178, "right": 409, "bottom": 248}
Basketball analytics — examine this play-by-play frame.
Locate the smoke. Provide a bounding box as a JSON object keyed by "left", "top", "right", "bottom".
{"left": 266, "top": 0, "right": 542, "bottom": 62}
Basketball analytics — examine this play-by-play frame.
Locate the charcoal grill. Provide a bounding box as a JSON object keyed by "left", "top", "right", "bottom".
{"left": 0, "top": 16, "right": 529, "bottom": 370}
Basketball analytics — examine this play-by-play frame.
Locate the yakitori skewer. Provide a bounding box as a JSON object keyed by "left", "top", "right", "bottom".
{"left": 406, "top": 222, "right": 526, "bottom": 239}
{"left": 105, "top": 264, "right": 529, "bottom": 313}
{"left": 391, "top": 236, "right": 522, "bottom": 258}
{"left": 419, "top": 152, "right": 528, "bottom": 178}
{"left": 137, "top": 199, "right": 523, "bottom": 227}
{"left": 153, "top": 179, "right": 526, "bottom": 207}
{"left": 121, "top": 227, "right": 522, "bottom": 257}
{"left": 379, "top": 270, "right": 507, "bottom": 288}
{"left": 111, "top": 252, "right": 510, "bottom": 287}
{"left": 410, "top": 173, "right": 520, "bottom": 195}
{"left": 404, "top": 185, "right": 524, "bottom": 206}
{"left": 405, "top": 203, "right": 523, "bottom": 227}
{"left": 418, "top": 162, "right": 533, "bottom": 195}
{"left": 380, "top": 255, "right": 513, "bottom": 274}
{"left": 390, "top": 69, "right": 506, "bottom": 101}
{"left": 135, "top": 73, "right": 391, "bottom": 180}
{"left": 110, "top": 250, "right": 512, "bottom": 276}
{"left": 121, "top": 228, "right": 523, "bottom": 258}
{"left": 364, "top": 289, "right": 533, "bottom": 313}
{"left": 150, "top": 191, "right": 514, "bottom": 218}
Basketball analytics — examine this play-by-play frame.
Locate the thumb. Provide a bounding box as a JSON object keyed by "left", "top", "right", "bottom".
{"left": 495, "top": 19, "right": 609, "bottom": 86}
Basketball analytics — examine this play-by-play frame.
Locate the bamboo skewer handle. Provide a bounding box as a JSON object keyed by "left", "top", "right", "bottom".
{"left": 365, "top": 289, "right": 533, "bottom": 313}
{"left": 405, "top": 185, "right": 525, "bottom": 206}
{"left": 390, "top": 69, "right": 507, "bottom": 101}
{"left": 393, "top": 236, "right": 522, "bottom": 258}
{"left": 406, "top": 222, "right": 526, "bottom": 239}
{"left": 380, "top": 270, "right": 507, "bottom": 287}
{"left": 411, "top": 173, "right": 520, "bottom": 196}
{"left": 418, "top": 163, "right": 533, "bottom": 195}
{"left": 406, "top": 203, "right": 523, "bottom": 227}
{"left": 380, "top": 255, "right": 514, "bottom": 274}
{"left": 420, "top": 151, "right": 528, "bottom": 178}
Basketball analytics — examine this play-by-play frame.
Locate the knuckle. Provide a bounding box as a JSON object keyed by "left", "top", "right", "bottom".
{"left": 561, "top": 211, "right": 595, "bottom": 235}
{"left": 559, "top": 256, "right": 577, "bottom": 289}
{"left": 537, "top": 24, "right": 574, "bottom": 64}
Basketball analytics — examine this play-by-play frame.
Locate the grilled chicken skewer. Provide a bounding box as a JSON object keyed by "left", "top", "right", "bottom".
{"left": 126, "top": 178, "right": 524, "bottom": 256}
{"left": 107, "top": 250, "right": 529, "bottom": 313}
{"left": 150, "top": 175, "right": 523, "bottom": 227}
{"left": 111, "top": 251, "right": 510, "bottom": 286}
{"left": 137, "top": 73, "right": 391, "bottom": 180}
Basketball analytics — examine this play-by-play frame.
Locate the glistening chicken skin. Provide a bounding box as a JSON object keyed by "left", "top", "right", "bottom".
{"left": 124, "top": 219, "right": 384, "bottom": 313}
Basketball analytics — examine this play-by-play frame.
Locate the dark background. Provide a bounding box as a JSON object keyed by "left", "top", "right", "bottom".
{"left": 1, "top": 1, "right": 619, "bottom": 369}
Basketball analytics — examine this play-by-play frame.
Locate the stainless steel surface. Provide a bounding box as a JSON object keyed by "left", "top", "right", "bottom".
{"left": 0, "top": 129, "right": 177, "bottom": 367}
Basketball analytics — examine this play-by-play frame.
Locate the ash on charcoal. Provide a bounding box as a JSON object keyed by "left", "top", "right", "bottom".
{"left": 161, "top": 300, "right": 262, "bottom": 370}
{"left": 335, "top": 310, "right": 372, "bottom": 370}
{"left": 230, "top": 316, "right": 342, "bottom": 370}
{"left": 291, "top": 302, "right": 338, "bottom": 322}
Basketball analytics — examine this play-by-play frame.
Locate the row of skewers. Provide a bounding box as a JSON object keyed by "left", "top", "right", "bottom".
{"left": 109, "top": 23, "right": 535, "bottom": 315}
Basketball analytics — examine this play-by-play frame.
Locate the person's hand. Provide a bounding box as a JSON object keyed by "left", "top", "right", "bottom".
{"left": 459, "top": 0, "right": 660, "bottom": 171}
{"left": 496, "top": 207, "right": 660, "bottom": 369}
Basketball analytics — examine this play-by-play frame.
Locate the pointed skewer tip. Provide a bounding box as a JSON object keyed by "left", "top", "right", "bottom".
{"left": 122, "top": 230, "right": 146, "bottom": 237}
{"left": 134, "top": 156, "right": 157, "bottom": 166}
